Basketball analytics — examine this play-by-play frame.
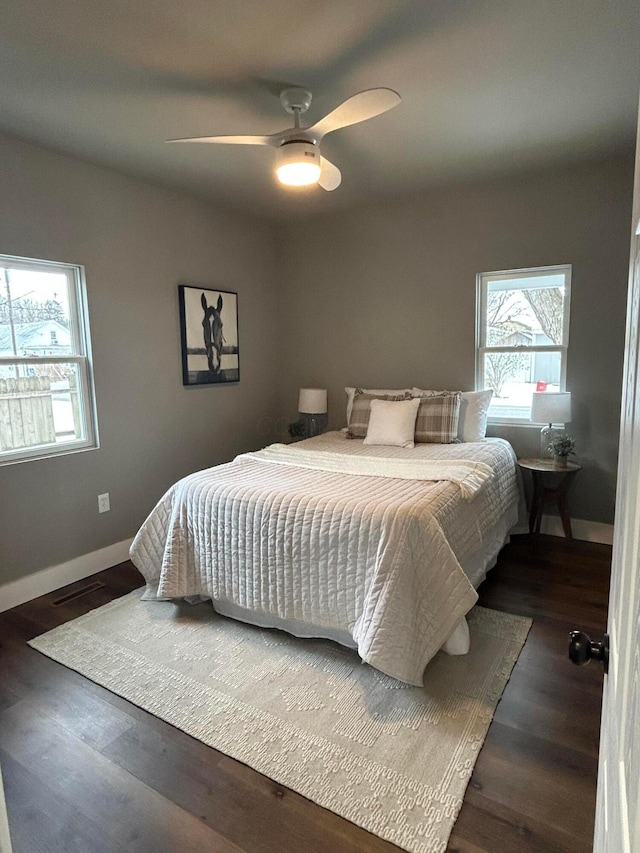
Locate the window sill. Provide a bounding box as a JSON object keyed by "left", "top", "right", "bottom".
{"left": 0, "top": 441, "right": 99, "bottom": 466}
{"left": 487, "top": 420, "right": 568, "bottom": 429}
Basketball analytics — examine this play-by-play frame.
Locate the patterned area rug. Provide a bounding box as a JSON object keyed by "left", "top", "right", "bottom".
{"left": 29, "top": 592, "right": 531, "bottom": 853}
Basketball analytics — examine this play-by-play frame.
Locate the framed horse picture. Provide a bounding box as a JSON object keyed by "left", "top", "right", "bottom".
{"left": 178, "top": 285, "right": 240, "bottom": 385}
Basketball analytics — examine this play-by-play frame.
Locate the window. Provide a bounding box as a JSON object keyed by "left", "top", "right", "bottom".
{"left": 0, "top": 254, "right": 98, "bottom": 463}
{"left": 476, "top": 265, "right": 571, "bottom": 424}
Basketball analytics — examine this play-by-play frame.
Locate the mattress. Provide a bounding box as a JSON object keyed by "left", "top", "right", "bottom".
{"left": 130, "top": 432, "right": 523, "bottom": 685}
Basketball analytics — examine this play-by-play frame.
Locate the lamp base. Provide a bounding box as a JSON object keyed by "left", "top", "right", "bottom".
{"left": 540, "top": 424, "right": 558, "bottom": 458}
{"left": 300, "top": 413, "right": 327, "bottom": 439}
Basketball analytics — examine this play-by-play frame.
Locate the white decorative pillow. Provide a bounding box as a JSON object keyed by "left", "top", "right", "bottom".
{"left": 347, "top": 390, "right": 412, "bottom": 438}
{"left": 345, "top": 386, "right": 413, "bottom": 424}
{"left": 412, "top": 388, "right": 493, "bottom": 442}
{"left": 363, "top": 398, "right": 420, "bottom": 448}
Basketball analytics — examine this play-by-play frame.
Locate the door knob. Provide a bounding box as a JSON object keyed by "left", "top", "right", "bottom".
{"left": 568, "top": 631, "right": 609, "bottom": 673}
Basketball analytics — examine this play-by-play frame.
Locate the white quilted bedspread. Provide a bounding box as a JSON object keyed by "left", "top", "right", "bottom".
{"left": 130, "top": 433, "right": 520, "bottom": 685}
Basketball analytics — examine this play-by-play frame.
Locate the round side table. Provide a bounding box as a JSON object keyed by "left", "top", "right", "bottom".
{"left": 517, "top": 458, "right": 582, "bottom": 539}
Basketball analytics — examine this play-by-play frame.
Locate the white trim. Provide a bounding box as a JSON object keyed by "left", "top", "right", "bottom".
{"left": 0, "top": 538, "right": 133, "bottom": 613}
{"left": 0, "top": 253, "right": 99, "bottom": 466}
{"left": 0, "top": 765, "right": 12, "bottom": 853}
{"left": 539, "top": 515, "right": 614, "bottom": 545}
{"left": 617, "top": 760, "right": 631, "bottom": 853}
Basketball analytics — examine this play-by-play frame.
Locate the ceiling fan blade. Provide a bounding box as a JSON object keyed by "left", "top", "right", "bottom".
{"left": 166, "top": 134, "right": 278, "bottom": 146}
{"left": 307, "top": 88, "right": 401, "bottom": 140}
{"left": 318, "top": 157, "right": 342, "bottom": 192}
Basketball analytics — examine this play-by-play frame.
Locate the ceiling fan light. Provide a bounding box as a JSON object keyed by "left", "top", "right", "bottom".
{"left": 277, "top": 161, "right": 321, "bottom": 186}
{"left": 276, "top": 141, "right": 321, "bottom": 187}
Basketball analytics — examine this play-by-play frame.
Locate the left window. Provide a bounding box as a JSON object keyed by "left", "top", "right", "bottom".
{"left": 0, "top": 254, "right": 98, "bottom": 464}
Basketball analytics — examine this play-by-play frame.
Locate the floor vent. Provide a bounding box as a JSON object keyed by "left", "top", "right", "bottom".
{"left": 52, "top": 581, "right": 105, "bottom": 607}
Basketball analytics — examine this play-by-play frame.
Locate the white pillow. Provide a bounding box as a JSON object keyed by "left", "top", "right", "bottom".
{"left": 412, "top": 388, "right": 493, "bottom": 442}
{"left": 363, "top": 398, "right": 420, "bottom": 447}
{"left": 345, "top": 387, "right": 413, "bottom": 424}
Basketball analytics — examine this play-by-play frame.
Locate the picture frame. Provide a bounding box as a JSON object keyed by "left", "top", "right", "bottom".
{"left": 178, "top": 285, "right": 240, "bottom": 386}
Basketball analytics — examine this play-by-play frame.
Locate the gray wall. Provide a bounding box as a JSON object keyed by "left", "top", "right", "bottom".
{"left": 0, "top": 134, "right": 280, "bottom": 585}
{"left": 276, "top": 154, "right": 635, "bottom": 525}
{"left": 1, "top": 139, "right": 633, "bottom": 589}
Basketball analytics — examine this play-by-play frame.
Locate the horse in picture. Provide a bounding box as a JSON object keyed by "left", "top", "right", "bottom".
{"left": 201, "top": 292, "right": 225, "bottom": 374}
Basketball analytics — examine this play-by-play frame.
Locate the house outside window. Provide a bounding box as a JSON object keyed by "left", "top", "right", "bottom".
{"left": 0, "top": 253, "right": 98, "bottom": 464}
{"left": 476, "top": 265, "right": 571, "bottom": 424}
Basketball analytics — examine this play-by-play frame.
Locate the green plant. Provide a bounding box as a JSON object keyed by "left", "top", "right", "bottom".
{"left": 548, "top": 434, "right": 575, "bottom": 457}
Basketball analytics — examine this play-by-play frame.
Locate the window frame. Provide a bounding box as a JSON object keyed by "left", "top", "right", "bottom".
{"left": 475, "top": 264, "right": 572, "bottom": 426}
{"left": 0, "top": 253, "right": 99, "bottom": 465}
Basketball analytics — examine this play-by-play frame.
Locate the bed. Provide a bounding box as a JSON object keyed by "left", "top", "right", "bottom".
{"left": 130, "top": 430, "right": 523, "bottom": 685}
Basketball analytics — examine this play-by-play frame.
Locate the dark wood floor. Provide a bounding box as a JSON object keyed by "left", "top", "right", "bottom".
{"left": 0, "top": 534, "right": 610, "bottom": 853}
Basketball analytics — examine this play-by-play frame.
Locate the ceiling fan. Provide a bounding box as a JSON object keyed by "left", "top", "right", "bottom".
{"left": 167, "top": 87, "right": 401, "bottom": 191}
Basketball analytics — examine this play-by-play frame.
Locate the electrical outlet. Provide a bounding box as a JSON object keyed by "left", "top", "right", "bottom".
{"left": 98, "top": 493, "right": 110, "bottom": 513}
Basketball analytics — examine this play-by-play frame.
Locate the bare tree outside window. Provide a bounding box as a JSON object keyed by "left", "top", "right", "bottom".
{"left": 522, "top": 287, "right": 564, "bottom": 345}
{"left": 484, "top": 291, "right": 529, "bottom": 398}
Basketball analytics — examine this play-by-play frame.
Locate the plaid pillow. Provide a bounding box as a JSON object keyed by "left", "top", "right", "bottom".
{"left": 414, "top": 392, "right": 462, "bottom": 443}
{"left": 346, "top": 389, "right": 412, "bottom": 438}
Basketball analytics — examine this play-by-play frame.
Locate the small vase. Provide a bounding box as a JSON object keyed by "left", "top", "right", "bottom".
{"left": 553, "top": 454, "right": 568, "bottom": 468}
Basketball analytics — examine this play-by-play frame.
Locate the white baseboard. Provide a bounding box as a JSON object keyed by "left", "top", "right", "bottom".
{"left": 0, "top": 538, "right": 133, "bottom": 614}
{"left": 0, "top": 765, "right": 12, "bottom": 853}
{"left": 539, "top": 515, "right": 614, "bottom": 545}
{"left": 0, "top": 772, "right": 11, "bottom": 853}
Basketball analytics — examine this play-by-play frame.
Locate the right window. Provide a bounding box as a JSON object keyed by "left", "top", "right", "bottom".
{"left": 476, "top": 265, "right": 571, "bottom": 424}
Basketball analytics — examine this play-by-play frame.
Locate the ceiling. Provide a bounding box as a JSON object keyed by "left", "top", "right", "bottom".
{"left": 0, "top": 0, "right": 638, "bottom": 220}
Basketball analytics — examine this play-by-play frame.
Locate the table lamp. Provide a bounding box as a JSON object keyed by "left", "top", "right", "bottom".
{"left": 298, "top": 388, "right": 327, "bottom": 438}
{"left": 530, "top": 391, "right": 572, "bottom": 458}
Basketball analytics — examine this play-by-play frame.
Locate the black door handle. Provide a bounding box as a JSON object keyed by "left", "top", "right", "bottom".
{"left": 568, "top": 631, "right": 609, "bottom": 674}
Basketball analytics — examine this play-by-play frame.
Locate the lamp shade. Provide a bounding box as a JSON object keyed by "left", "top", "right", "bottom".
{"left": 298, "top": 388, "right": 327, "bottom": 414}
{"left": 530, "top": 391, "right": 572, "bottom": 425}
{"left": 276, "top": 142, "right": 321, "bottom": 186}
